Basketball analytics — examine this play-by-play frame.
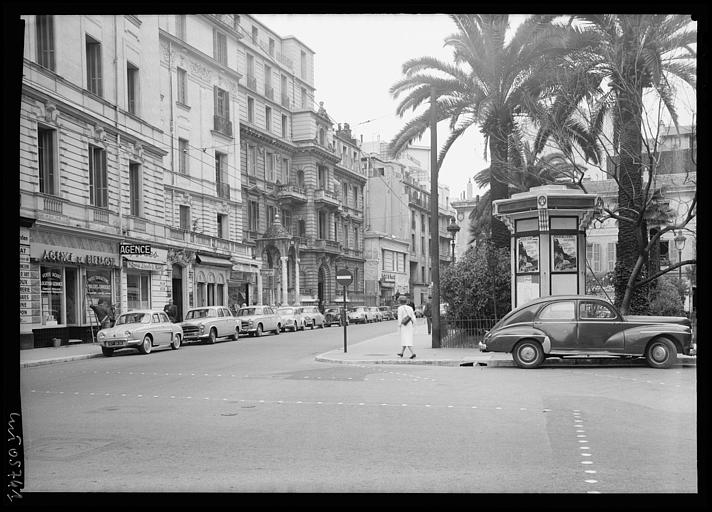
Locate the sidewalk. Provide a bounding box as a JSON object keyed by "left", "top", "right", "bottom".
{"left": 18, "top": 322, "right": 696, "bottom": 369}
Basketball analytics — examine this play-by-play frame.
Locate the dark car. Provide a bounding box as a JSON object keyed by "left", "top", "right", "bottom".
{"left": 479, "top": 295, "right": 693, "bottom": 369}
{"left": 324, "top": 307, "right": 348, "bottom": 327}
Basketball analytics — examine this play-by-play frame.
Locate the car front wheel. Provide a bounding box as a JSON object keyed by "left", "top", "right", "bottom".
{"left": 171, "top": 333, "right": 182, "bottom": 350}
{"left": 512, "top": 339, "right": 544, "bottom": 369}
{"left": 207, "top": 328, "right": 217, "bottom": 344}
{"left": 255, "top": 324, "right": 263, "bottom": 337}
{"left": 101, "top": 347, "right": 114, "bottom": 357}
{"left": 138, "top": 335, "right": 152, "bottom": 355}
{"left": 645, "top": 337, "right": 677, "bottom": 369}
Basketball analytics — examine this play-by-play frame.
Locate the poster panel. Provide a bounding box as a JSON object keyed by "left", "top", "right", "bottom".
{"left": 516, "top": 274, "right": 540, "bottom": 307}
{"left": 552, "top": 234, "right": 578, "bottom": 272}
{"left": 517, "top": 236, "right": 539, "bottom": 273}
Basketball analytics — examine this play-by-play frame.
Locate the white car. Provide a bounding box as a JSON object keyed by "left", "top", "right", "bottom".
{"left": 97, "top": 310, "right": 183, "bottom": 357}
{"left": 180, "top": 306, "right": 239, "bottom": 344}
{"left": 277, "top": 307, "right": 306, "bottom": 332}
{"left": 236, "top": 306, "right": 282, "bottom": 336}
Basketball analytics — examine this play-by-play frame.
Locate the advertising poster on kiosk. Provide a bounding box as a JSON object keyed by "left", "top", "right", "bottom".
{"left": 517, "top": 236, "right": 539, "bottom": 273}
{"left": 552, "top": 235, "right": 578, "bottom": 272}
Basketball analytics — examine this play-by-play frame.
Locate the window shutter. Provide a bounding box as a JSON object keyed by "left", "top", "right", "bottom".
{"left": 213, "top": 85, "right": 219, "bottom": 116}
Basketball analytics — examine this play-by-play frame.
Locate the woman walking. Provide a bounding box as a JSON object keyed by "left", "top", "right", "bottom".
{"left": 396, "top": 295, "right": 417, "bottom": 359}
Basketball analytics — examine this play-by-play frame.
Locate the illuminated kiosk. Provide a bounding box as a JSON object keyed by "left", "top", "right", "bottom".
{"left": 492, "top": 185, "right": 603, "bottom": 309}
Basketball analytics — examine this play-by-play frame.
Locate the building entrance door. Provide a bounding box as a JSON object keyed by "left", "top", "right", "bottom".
{"left": 172, "top": 264, "right": 183, "bottom": 322}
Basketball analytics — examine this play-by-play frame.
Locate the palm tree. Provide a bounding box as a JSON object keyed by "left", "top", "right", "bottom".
{"left": 564, "top": 15, "right": 696, "bottom": 313}
{"left": 388, "top": 14, "right": 563, "bottom": 250}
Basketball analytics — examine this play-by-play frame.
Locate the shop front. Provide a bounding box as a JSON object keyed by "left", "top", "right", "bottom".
{"left": 119, "top": 243, "right": 169, "bottom": 317}
{"left": 193, "top": 253, "right": 232, "bottom": 309}
{"left": 24, "top": 228, "right": 119, "bottom": 347}
{"left": 228, "top": 262, "right": 258, "bottom": 314}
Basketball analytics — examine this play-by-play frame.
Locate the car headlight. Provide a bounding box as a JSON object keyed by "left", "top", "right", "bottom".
{"left": 199, "top": 323, "right": 205, "bottom": 333}
{"left": 248, "top": 319, "right": 254, "bottom": 326}
{"left": 124, "top": 331, "right": 132, "bottom": 338}
{"left": 98, "top": 332, "right": 105, "bottom": 338}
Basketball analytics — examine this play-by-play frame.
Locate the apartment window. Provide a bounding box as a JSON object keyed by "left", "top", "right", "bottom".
{"left": 343, "top": 222, "right": 349, "bottom": 247}
{"left": 37, "top": 126, "right": 57, "bottom": 195}
{"left": 281, "top": 115, "right": 288, "bottom": 138}
{"left": 176, "top": 15, "right": 186, "bottom": 40}
{"left": 266, "top": 153, "right": 274, "bottom": 182}
{"left": 264, "top": 65, "right": 273, "bottom": 97}
{"left": 383, "top": 249, "right": 394, "bottom": 271}
{"left": 247, "top": 145, "right": 256, "bottom": 175}
{"left": 217, "top": 214, "right": 228, "bottom": 239}
{"left": 178, "top": 138, "right": 189, "bottom": 174}
{"left": 265, "top": 106, "right": 272, "bottom": 132}
{"left": 607, "top": 243, "right": 616, "bottom": 272}
{"left": 86, "top": 35, "right": 102, "bottom": 96}
{"left": 88, "top": 145, "right": 107, "bottom": 207}
{"left": 354, "top": 227, "right": 359, "bottom": 250}
{"left": 300, "top": 50, "right": 307, "bottom": 79}
{"left": 251, "top": 26, "right": 258, "bottom": 44}
{"left": 177, "top": 67, "right": 187, "bottom": 105}
{"left": 36, "top": 15, "right": 55, "bottom": 70}
{"left": 215, "top": 151, "right": 228, "bottom": 198}
{"left": 179, "top": 205, "right": 190, "bottom": 230}
{"left": 232, "top": 15, "right": 240, "bottom": 31}
{"left": 127, "top": 62, "right": 139, "bottom": 114}
{"left": 421, "top": 214, "right": 425, "bottom": 232}
{"left": 266, "top": 205, "right": 275, "bottom": 227}
{"left": 247, "top": 97, "right": 254, "bottom": 123}
{"left": 268, "top": 38, "right": 275, "bottom": 56}
{"left": 213, "top": 29, "right": 227, "bottom": 65}
{"left": 248, "top": 200, "right": 259, "bottom": 231}
{"left": 298, "top": 219, "right": 306, "bottom": 237}
{"left": 422, "top": 266, "right": 426, "bottom": 283}
{"left": 317, "top": 165, "right": 327, "bottom": 189}
{"left": 411, "top": 234, "right": 415, "bottom": 251}
{"left": 342, "top": 183, "right": 348, "bottom": 204}
{"left": 246, "top": 54, "right": 255, "bottom": 89}
{"left": 411, "top": 211, "right": 416, "bottom": 230}
{"left": 301, "top": 87, "right": 307, "bottom": 108}
{"left": 281, "top": 209, "right": 292, "bottom": 233}
{"left": 281, "top": 158, "right": 289, "bottom": 184}
{"left": 318, "top": 211, "right": 327, "bottom": 239}
{"left": 128, "top": 162, "right": 141, "bottom": 217}
{"left": 214, "top": 86, "right": 230, "bottom": 119}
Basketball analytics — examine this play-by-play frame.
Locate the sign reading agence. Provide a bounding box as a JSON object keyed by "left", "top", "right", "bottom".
{"left": 120, "top": 243, "right": 152, "bottom": 255}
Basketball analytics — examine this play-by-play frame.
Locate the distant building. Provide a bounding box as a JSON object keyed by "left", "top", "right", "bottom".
{"left": 450, "top": 179, "right": 480, "bottom": 260}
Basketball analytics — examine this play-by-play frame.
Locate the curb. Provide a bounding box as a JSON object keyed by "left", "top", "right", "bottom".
{"left": 21, "top": 353, "right": 104, "bottom": 368}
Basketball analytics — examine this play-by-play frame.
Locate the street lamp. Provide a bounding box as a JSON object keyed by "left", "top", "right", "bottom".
{"left": 446, "top": 217, "right": 460, "bottom": 262}
{"left": 674, "top": 230, "right": 687, "bottom": 282}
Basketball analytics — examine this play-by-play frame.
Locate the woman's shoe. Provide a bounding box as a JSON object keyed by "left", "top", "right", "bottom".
{"left": 410, "top": 354, "right": 416, "bottom": 359}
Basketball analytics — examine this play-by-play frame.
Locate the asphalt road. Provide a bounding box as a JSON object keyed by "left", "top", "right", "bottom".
{"left": 19, "top": 319, "right": 697, "bottom": 494}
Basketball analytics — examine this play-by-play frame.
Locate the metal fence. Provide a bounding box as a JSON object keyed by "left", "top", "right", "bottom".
{"left": 439, "top": 317, "right": 500, "bottom": 348}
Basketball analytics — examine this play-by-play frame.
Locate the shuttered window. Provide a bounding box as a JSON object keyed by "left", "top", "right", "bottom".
{"left": 88, "top": 145, "right": 107, "bottom": 207}
{"left": 36, "top": 15, "right": 55, "bottom": 70}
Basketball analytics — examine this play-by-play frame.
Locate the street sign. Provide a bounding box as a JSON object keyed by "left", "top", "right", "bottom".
{"left": 335, "top": 268, "right": 353, "bottom": 287}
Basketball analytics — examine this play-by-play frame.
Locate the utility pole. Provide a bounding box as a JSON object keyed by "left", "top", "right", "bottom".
{"left": 430, "top": 86, "right": 441, "bottom": 349}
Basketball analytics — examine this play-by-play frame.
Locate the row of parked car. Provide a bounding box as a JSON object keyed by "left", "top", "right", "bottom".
{"left": 96, "top": 304, "right": 399, "bottom": 356}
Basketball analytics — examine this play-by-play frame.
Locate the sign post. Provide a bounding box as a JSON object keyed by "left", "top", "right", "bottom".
{"left": 335, "top": 268, "right": 353, "bottom": 353}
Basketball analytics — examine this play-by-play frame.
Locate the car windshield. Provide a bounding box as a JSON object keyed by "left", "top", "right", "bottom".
{"left": 116, "top": 312, "right": 150, "bottom": 325}
{"left": 238, "top": 308, "right": 256, "bottom": 316}
{"left": 185, "top": 308, "right": 212, "bottom": 319}
{"left": 278, "top": 308, "right": 294, "bottom": 315}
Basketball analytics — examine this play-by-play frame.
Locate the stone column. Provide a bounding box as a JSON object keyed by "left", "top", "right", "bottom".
{"left": 256, "top": 271, "right": 263, "bottom": 305}
{"left": 295, "top": 258, "right": 301, "bottom": 305}
{"left": 280, "top": 256, "right": 289, "bottom": 305}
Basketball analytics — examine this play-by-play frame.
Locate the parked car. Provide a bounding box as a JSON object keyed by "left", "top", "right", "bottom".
{"left": 348, "top": 306, "right": 371, "bottom": 324}
{"left": 378, "top": 306, "right": 394, "bottom": 320}
{"left": 324, "top": 307, "right": 348, "bottom": 327}
{"left": 300, "top": 306, "right": 325, "bottom": 329}
{"left": 236, "top": 305, "right": 282, "bottom": 337}
{"left": 479, "top": 295, "right": 693, "bottom": 369}
{"left": 180, "top": 306, "right": 239, "bottom": 344}
{"left": 277, "top": 307, "right": 306, "bottom": 332}
{"left": 369, "top": 306, "right": 383, "bottom": 322}
{"left": 97, "top": 309, "right": 183, "bottom": 357}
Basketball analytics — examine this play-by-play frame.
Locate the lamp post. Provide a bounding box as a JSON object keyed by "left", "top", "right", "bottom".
{"left": 446, "top": 217, "right": 460, "bottom": 263}
{"left": 674, "top": 230, "right": 687, "bottom": 282}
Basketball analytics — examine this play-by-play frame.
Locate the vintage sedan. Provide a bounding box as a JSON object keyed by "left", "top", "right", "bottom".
{"left": 479, "top": 295, "right": 693, "bottom": 369}
{"left": 236, "top": 305, "right": 282, "bottom": 337}
{"left": 180, "top": 306, "right": 239, "bottom": 344}
{"left": 277, "top": 307, "right": 306, "bottom": 332}
{"left": 97, "top": 310, "right": 183, "bottom": 357}
{"left": 347, "top": 306, "right": 370, "bottom": 324}
{"left": 378, "top": 306, "right": 394, "bottom": 320}
{"left": 369, "top": 306, "right": 383, "bottom": 322}
{"left": 300, "top": 306, "right": 325, "bottom": 329}
{"left": 324, "top": 307, "right": 348, "bottom": 327}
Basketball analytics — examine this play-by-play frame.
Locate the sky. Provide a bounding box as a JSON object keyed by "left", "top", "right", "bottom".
{"left": 254, "top": 13, "right": 490, "bottom": 202}
{"left": 254, "top": 14, "right": 697, "bottom": 201}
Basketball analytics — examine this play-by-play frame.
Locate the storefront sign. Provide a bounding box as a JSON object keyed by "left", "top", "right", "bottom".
{"left": 35, "top": 248, "right": 116, "bottom": 267}
{"left": 125, "top": 260, "right": 164, "bottom": 271}
{"left": 41, "top": 270, "right": 63, "bottom": 293}
{"left": 120, "top": 243, "right": 152, "bottom": 255}
{"left": 382, "top": 272, "right": 396, "bottom": 282}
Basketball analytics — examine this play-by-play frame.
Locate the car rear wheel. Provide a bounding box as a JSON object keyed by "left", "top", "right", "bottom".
{"left": 207, "top": 328, "right": 217, "bottom": 344}
{"left": 138, "top": 335, "right": 152, "bottom": 355}
{"left": 171, "top": 333, "right": 182, "bottom": 350}
{"left": 645, "top": 337, "right": 677, "bottom": 369}
{"left": 311, "top": 320, "right": 315, "bottom": 330}
{"left": 274, "top": 324, "right": 280, "bottom": 335}
{"left": 512, "top": 339, "right": 544, "bottom": 369}
{"left": 101, "top": 347, "right": 114, "bottom": 357}
{"left": 255, "top": 324, "right": 263, "bottom": 337}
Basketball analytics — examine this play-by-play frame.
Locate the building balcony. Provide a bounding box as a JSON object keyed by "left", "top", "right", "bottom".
{"left": 213, "top": 116, "right": 233, "bottom": 137}
{"left": 277, "top": 184, "right": 307, "bottom": 203}
{"left": 314, "top": 188, "right": 341, "bottom": 208}
{"left": 311, "top": 238, "right": 342, "bottom": 254}
{"left": 246, "top": 75, "right": 257, "bottom": 91}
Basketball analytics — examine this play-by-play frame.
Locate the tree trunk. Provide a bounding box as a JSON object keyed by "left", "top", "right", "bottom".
{"left": 489, "top": 133, "right": 511, "bottom": 250}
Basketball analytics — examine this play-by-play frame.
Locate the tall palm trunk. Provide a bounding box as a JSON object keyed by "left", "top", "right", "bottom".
{"left": 614, "top": 73, "right": 649, "bottom": 314}
{"left": 489, "top": 130, "right": 511, "bottom": 250}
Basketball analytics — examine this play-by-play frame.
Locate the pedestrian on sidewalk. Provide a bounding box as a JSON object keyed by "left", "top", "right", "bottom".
{"left": 164, "top": 299, "right": 178, "bottom": 323}
{"left": 424, "top": 295, "right": 432, "bottom": 335}
{"left": 396, "top": 295, "right": 417, "bottom": 359}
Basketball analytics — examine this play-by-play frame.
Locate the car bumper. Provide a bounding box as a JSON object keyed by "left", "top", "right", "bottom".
{"left": 100, "top": 338, "right": 141, "bottom": 348}
{"left": 183, "top": 334, "right": 210, "bottom": 341}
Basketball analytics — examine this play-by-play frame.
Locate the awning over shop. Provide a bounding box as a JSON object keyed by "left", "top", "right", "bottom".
{"left": 196, "top": 254, "right": 233, "bottom": 267}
